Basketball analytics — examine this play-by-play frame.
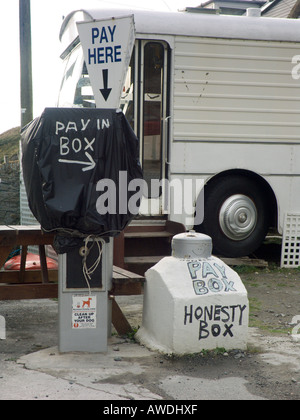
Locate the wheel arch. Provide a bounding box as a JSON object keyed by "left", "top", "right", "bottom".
{"left": 204, "top": 169, "right": 278, "bottom": 230}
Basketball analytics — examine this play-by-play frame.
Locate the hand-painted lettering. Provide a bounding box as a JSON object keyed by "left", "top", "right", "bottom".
{"left": 193, "top": 280, "right": 208, "bottom": 295}
{"left": 213, "top": 262, "right": 226, "bottom": 278}
{"left": 184, "top": 303, "right": 248, "bottom": 341}
{"left": 184, "top": 304, "right": 247, "bottom": 325}
{"left": 56, "top": 118, "right": 110, "bottom": 172}
{"left": 187, "top": 262, "right": 201, "bottom": 279}
{"left": 187, "top": 260, "right": 237, "bottom": 295}
{"left": 208, "top": 277, "right": 223, "bottom": 292}
{"left": 198, "top": 321, "right": 234, "bottom": 340}
{"left": 202, "top": 261, "right": 218, "bottom": 278}
{"left": 56, "top": 118, "right": 110, "bottom": 135}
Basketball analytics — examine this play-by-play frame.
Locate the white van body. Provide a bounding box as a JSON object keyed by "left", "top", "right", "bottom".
{"left": 58, "top": 8, "right": 300, "bottom": 257}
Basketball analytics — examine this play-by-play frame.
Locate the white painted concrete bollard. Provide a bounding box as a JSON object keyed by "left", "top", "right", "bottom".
{"left": 136, "top": 232, "right": 249, "bottom": 354}
{"left": 0, "top": 315, "right": 6, "bottom": 340}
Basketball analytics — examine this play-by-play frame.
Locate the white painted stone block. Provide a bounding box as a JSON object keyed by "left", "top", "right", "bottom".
{"left": 291, "top": 315, "right": 300, "bottom": 342}
{"left": 0, "top": 315, "right": 6, "bottom": 340}
{"left": 136, "top": 233, "right": 249, "bottom": 354}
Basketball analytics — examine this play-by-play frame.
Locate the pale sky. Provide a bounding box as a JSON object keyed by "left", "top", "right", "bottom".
{"left": 0, "top": 0, "right": 200, "bottom": 134}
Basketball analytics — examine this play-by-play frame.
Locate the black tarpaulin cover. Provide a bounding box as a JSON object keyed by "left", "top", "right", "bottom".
{"left": 21, "top": 108, "right": 143, "bottom": 252}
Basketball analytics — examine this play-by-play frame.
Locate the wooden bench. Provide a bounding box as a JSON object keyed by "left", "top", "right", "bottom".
{"left": 0, "top": 225, "right": 57, "bottom": 299}
{"left": 0, "top": 225, "right": 144, "bottom": 334}
{"left": 110, "top": 265, "right": 144, "bottom": 335}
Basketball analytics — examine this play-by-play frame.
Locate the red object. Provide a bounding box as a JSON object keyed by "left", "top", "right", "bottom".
{"left": 4, "top": 253, "right": 58, "bottom": 271}
{"left": 144, "top": 120, "right": 160, "bottom": 136}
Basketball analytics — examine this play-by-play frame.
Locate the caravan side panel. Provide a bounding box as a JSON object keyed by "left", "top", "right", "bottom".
{"left": 171, "top": 36, "right": 300, "bottom": 230}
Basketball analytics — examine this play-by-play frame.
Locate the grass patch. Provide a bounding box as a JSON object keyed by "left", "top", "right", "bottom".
{"left": 127, "top": 326, "right": 140, "bottom": 341}
{"left": 233, "top": 265, "right": 259, "bottom": 274}
{"left": 249, "top": 320, "right": 291, "bottom": 335}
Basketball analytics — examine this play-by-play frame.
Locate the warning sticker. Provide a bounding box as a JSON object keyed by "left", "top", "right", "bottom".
{"left": 72, "top": 294, "right": 97, "bottom": 329}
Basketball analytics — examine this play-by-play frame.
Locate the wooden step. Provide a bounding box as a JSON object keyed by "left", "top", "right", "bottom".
{"left": 124, "top": 255, "right": 268, "bottom": 268}
{"left": 124, "top": 256, "right": 165, "bottom": 265}
{"left": 221, "top": 256, "right": 268, "bottom": 268}
{"left": 124, "top": 255, "right": 165, "bottom": 275}
{"left": 125, "top": 231, "right": 173, "bottom": 239}
{"left": 113, "top": 220, "right": 186, "bottom": 273}
{"left": 125, "top": 220, "right": 185, "bottom": 234}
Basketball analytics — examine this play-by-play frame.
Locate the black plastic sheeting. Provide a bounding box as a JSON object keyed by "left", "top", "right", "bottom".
{"left": 21, "top": 108, "right": 143, "bottom": 253}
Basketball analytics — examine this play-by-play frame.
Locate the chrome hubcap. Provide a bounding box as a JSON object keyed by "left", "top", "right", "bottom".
{"left": 219, "top": 194, "right": 257, "bottom": 241}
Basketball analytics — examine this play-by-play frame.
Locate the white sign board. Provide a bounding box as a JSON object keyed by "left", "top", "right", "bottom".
{"left": 72, "top": 294, "right": 97, "bottom": 329}
{"left": 77, "top": 15, "right": 135, "bottom": 108}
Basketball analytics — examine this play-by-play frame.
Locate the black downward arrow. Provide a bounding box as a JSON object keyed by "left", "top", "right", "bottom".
{"left": 100, "top": 69, "right": 112, "bottom": 101}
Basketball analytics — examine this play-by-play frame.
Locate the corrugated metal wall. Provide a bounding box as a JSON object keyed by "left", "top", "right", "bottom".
{"left": 173, "top": 36, "right": 300, "bottom": 144}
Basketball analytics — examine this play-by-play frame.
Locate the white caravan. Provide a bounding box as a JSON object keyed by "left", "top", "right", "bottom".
{"left": 58, "top": 8, "right": 300, "bottom": 257}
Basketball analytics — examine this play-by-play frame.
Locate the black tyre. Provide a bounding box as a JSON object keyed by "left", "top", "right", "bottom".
{"left": 198, "top": 176, "right": 270, "bottom": 257}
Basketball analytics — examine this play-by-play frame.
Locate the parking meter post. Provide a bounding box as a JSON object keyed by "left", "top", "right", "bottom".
{"left": 58, "top": 238, "right": 113, "bottom": 353}
{"left": 21, "top": 107, "right": 142, "bottom": 354}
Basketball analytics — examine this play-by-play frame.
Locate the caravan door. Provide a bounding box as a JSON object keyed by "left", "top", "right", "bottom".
{"left": 121, "top": 40, "right": 170, "bottom": 216}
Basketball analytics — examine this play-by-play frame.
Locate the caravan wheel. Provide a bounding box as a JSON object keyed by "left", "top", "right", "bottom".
{"left": 200, "top": 176, "right": 270, "bottom": 257}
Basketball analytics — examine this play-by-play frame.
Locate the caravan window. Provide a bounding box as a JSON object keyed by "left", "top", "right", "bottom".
{"left": 58, "top": 45, "right": 85, "bottom": 107}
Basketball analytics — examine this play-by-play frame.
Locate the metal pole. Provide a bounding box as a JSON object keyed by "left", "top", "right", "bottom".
{"left": 19, "top": 0, "right": 33, "bottom": 128}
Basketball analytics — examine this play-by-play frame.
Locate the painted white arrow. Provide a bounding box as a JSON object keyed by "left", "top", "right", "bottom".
{"left": 58, "top": 151, "right": 96, "bottom": 172}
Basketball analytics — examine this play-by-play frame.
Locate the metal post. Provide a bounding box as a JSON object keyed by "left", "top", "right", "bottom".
{"left": 58, "top": 238, "right": 113, "bottom": 353}
{"left": 19, "top": 0, "right": 33, "bottom": 128}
